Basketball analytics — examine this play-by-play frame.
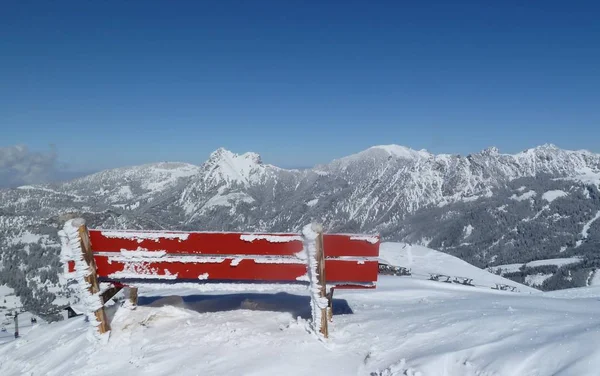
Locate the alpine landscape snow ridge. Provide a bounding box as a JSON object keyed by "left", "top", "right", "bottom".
{"left": 1, "top": 144, "right": 600, "bottom": 319}
{"left": 4, "top": 243, "right": 600, "bottom": 376}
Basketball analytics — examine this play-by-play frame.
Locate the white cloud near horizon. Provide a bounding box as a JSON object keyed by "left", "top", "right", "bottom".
{"left": 0, "top": 144, "right": 59, "bottom": 188}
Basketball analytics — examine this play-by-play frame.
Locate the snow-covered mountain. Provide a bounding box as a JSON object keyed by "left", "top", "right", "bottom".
{"left": 2, "top": 243, "right": 600, "bottom": 376}
{"left": 1, "top": 144, "right": 599, "bottom": 317}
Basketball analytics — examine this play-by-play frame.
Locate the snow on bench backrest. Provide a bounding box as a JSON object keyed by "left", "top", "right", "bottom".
{"left": 68, "top": 229, "right": 379, "bottom": 288}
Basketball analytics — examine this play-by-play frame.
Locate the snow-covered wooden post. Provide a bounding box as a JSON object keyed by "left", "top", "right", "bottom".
{"left": 59, "top": 218, "right": 110, "bottom": 336}
{"left": 326, "top": 287, "right": 334, "bottom": 322}
{"left": 303, "top": 223, "right": 329, "bottom": 338}
{"left": 129, "top": 287, "right": 138, "bottom": 306}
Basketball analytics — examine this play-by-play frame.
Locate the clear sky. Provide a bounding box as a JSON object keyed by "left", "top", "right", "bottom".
{"left": 1, "top": 0, "right": 599, "bottom": 172}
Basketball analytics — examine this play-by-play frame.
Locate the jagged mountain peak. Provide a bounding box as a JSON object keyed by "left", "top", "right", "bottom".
{"left": 368, "top": 144, "right": 432, "bottom": 159}
{"left": 200, "top": 147, "right": 268, "bottom": 188}
{"left": 208, "top": 147, "right": 263, "bottom": 166}
{"left": 537, "top": 143, "right": 559, "bottom": 150}
{"left": 478, "top": 146, "right": 501, "bottom": 156}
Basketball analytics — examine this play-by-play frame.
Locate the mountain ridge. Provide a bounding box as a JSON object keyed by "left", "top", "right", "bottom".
{"left": 0, "top": 143, "right": 599, "bottom": 318}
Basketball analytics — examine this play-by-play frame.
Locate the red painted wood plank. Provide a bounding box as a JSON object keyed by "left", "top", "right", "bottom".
{"left": 89, "top": 230, "right": 304, "bottom": 256}
{"left": 89, "top": 230, "right": 380, "bottom": 257}
{"left": 91, "top": 256, "right": 378, "bottom": 284}
{"left": 322, "top": 234, "right": 380, "bottom": 257}
{"left": 324, "top": 260, "right": 379, "bottom": 283}
{"left": 94, "top": 256, "right": 309, "bottom": 281}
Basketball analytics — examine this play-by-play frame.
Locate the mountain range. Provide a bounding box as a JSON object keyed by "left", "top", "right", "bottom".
{"left": 1, "top": 143, "right": 599, "bottom": 318}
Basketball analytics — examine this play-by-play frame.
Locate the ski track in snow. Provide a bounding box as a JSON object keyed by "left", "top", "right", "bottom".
{"left": 576, "top": 210, "right": 600, "bottom": 248}
{"left": 582, "top": 211, "right": 600, "bottom": 238}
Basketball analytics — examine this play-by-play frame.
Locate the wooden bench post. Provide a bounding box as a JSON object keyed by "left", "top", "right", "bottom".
{"left": 304, "top": 223, "right": 329, "bottom": 338}
{"left": 76, "top": 220, "right": 111, "bottom": 334}
{"left": 129, "top": 287, "right": 138, "bottom": 306}
{"left": 101, "top": 285, "right": 123, "bottom": 305}
{"left": 327, "top": 287, "right": 334, "bottom": 322}
{"left": 315, "top": 227, "right": 328, "bottom": 338}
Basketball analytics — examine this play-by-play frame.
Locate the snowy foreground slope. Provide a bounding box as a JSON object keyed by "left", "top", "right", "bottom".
{"left": 2, "top": 245, "right": 600, "bottom": 375}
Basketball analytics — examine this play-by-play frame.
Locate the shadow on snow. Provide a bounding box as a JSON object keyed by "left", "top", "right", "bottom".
{"left": 137, "top": 292, "right": 353, "bottom": 319}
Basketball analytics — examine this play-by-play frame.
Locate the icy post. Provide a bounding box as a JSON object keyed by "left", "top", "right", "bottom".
{"left": 59, "top": 218, "right": 110, "bottom": 340}
{"left": 302, "top": 223, "right": 329, "bottom": 339}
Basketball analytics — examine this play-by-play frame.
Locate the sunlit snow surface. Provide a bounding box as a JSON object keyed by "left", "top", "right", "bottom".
{"left": 3, "top": 243, "right": 600, "bottom": 376}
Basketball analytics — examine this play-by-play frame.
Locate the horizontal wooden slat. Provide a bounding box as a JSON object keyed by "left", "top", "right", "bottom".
{"left": 89, "top": 230, "right": 379, "bottom": 258}
{"left": 89, "top": 230, "right": 304, "bottom": 256}
{"left": 94, "top": 256, "right": 308, "bottom": 282}
{"left": 324, "top": 260, "right": 379, "bottom": 283}
{"left": 92, "top": 257, "right": 378, "bottom": 284}
{"left": 80, "top": 229, "right": 380, "bottom": 288}
{"left": 322, "top": 234, "right": 380, "bottom": 257}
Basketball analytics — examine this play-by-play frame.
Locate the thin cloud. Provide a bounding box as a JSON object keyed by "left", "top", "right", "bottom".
{"left": 0, "top": 145, "right": 59, "bottom": 188}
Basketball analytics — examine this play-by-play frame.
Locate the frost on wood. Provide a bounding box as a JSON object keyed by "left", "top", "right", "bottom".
{"left": 119, "top": 248, "right": 167, "bottom": 258}
{"left": 252, "top": 256, "right": 306, "bottom": 264}
{"left": 349, "top": 235, "right": 379, "bottom": 244}
{"left": 135, "top": 282, "right": 310, "bottom": 293}
{"left": 59, "top": 219, "right": 104, "bottom": 337}
{"left": 240, "top": 234, "right": 303, "bottom": 243}
{"left": 108, "top": 263, "right": 179, "bottom": 280}
{"left": 107, "top": 255, "right": 228, "bottom": 264}
{"left": 101, "top": 230, "right": 190, "bottom": 243}
{"left": 106, "top": 254, "right": 305, "bottom": 266}
{"left": 327, "top": 256, "right": 373, "bottom": 264}
{"left": 302, "top": 223, "right": 328, "bottom": 337}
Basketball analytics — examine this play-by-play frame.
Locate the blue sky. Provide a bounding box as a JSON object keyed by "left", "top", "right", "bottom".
{"left": 1, "top": 0, "right": 599, "bottom": 171}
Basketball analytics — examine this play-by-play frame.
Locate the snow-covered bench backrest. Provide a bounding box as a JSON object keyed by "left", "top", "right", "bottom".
{"left": 66, "top": 227, "right": 380, "bottom": 288}
{"left": 60, "top": 219, "right": 379, "bottom": 339}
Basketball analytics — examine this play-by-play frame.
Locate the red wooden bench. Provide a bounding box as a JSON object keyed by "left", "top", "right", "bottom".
{"left": 59, "top": 219, "right": 380, "bottom": 339}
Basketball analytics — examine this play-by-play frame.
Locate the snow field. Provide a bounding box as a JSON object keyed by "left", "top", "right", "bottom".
{"left": 4, "top": 242, "right": 600, "bottom": 375}
{"left": 3, "top": 276, "right": 600, "bottom": 375}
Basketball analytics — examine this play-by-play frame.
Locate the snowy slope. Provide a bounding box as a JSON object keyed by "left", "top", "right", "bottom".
{"left": 379, "top": 242, "right": 537, "bottom": 292}
{"left": 56, "top": 162, "right": 200, "bottom": 204}
{"left": 0, "top": 285, "right": 43, "bottom": 345}
{"left": 1, "top": 243, "right": 573, "bottom": 376}
{"left": 2, "top": 143, "right": 600, "bottom": 322}
{"left": 494, "top": 257, "right": 584, "bottom": 274}
{"left": 3, "top": 276, "right": 600, "bottom": 375}
{"left": 544, "top": 285, "right": 600, "bottom": 299}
